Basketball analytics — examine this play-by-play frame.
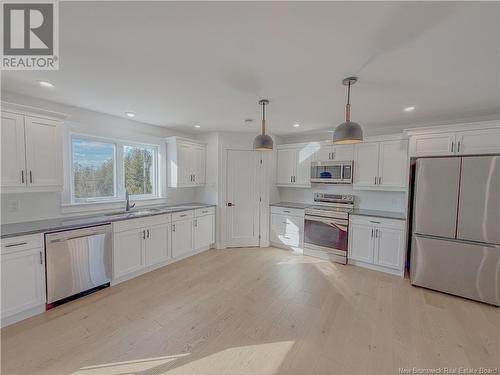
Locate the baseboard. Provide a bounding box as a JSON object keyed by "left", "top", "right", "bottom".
{"left": 348, "top": 259, "right": 404, "bottom": 277}
{"left": 1, "top": 304, "right": 46, "bottom": 328}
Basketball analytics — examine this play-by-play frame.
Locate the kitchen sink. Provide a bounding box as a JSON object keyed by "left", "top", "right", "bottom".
{"left": 104, "top": 208, "right": 162, "bottom": 217}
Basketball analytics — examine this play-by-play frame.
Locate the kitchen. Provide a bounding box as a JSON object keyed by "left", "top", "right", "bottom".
{"left": 1, "top": 2, "right": 499, "bottom": 374}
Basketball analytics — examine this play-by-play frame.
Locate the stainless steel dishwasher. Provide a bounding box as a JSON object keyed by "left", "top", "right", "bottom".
{"left": 45, "top": 224, "right": 112, "bottom": 308}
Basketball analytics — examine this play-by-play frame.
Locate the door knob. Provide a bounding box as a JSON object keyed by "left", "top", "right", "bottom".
{"left": 227, "top": 202, "right": 234, "bottom": 206}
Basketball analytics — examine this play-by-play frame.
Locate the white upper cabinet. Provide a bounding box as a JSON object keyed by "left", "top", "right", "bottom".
{"left": 408, "top": 122, "right": 500, "bottom": 157}
{"left": 313, "top": 142, "right": 354, "bottom": 161}
{"left": 276, "top": 143, "right": 314, "bottom": 187}
{"left": 24, "top": 116, "right": 62, "bottom": 189}
{"left": 1, "top": 107, "right": 65, "bottom": 193}
{"left": 1, "top": 112, "right": 26, "bottom": 189}
{"left": 166, "top": 137, "right": 206, "bottom": 187}
{"left": 455, "top": 128, "right": 500, "bottom": 155}
{"left": 353, "top": 139, "right": 408, "bottom": 190}
{"left": 353, "top": 142, "right": 380, "bottom": 187}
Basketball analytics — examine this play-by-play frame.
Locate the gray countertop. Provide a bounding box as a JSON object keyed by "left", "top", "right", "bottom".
{"left": 350, "top": 209, "right": 406, "bottom": 221}
{"left": 270, "top": 202, "right": 311, "bottom": 210}
{"left": 270, "top": 202, "right": 406, "bottom": 221}
{"left": 1, "top": 203, "right": 215, "bottom": 239}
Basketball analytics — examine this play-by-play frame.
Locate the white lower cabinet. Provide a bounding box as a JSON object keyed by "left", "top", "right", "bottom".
{"left": 194, "top": 214, "right": 214, "bottom": 250}
{"left": 113, "top": 214, "right": 171, "bottom": 283}
{"left": 145, "top": 223, "right": 170, "bottom": 266}
{"left": 171, "top": 219, "right": 193, "bottom": 258}
{"left": 1, "top": 234, "right": 46, "bottom": 327}
{"left": 269, "top": 206, "right": 304, "bottom": 251}
{"left": 348, "top": 215, "right": 406, "bottom": 276}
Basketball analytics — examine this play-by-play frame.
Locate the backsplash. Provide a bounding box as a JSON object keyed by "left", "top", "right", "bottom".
{"left": 277, "top": 184, "right": 407, "bottom": 213}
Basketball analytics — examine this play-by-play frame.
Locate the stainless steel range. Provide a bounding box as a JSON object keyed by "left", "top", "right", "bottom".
{"left": 304, "top": 193, "right": 353, "bottom": 264}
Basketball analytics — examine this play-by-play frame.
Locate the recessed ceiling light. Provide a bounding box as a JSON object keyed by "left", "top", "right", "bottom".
{"left": 38, "top": 80, "right": 54, "bottom": 88}
{"left": 293, "top": 123, "right": 300, "bottom": 128}
{"left": 125, "top": 112, "right": 136, "bottom": 118}
{"left": 404, "top": 106, "right": 416, "bottom": 112}
{"left": 194, "top": 125, "right": 201, "bottom": 128}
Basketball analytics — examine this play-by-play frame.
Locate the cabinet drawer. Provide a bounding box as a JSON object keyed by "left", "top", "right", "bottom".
{"left": 172, "top": 210, "right": 194, "bottom": 222}
{"left": 1, "top": 234, "right": 44, "bottom": 254}
{"left": 349, "top": 215, "right": 405, "bottom": 229}
{"left": 113, "top": 214, "right": 170, "bottom": 233}
{"left": 195, "top": 207, "right": 215, "bottom": 217}
{"left": 270, "top": 206, "right": 305, "bottom": 217}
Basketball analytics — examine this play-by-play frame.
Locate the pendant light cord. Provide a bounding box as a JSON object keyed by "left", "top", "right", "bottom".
{"left": 261, "top": 101, "right": 266, "bottom": 135}
{"left": 346, "top": 81, "right": 351, "bottom": 122}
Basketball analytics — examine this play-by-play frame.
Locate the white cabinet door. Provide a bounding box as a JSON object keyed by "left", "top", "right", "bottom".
{"left": 270, "top": 214, "right": 286, "bottom": 244}
{"left": 409, "top": 133, "right": 455, "bottom": 157}
{"left": 456, "top": 128, "right": 500, "bottom": 155}
{"left": 145, "top": 223, "right": 170, "bottom": 267}
{"left": 313, "top": 144, "right": 333, "bottom": 161}
{"left": 1, "top": 248, "right": 46, "bottom": 318}
{"left": 177, "top": 143, "right": 194, "bottom": 187}
{"left": 332, "top": 144, "right": 354, "bottom": 161}
{"left": 113, "top": 228, "right": 145, "bottom": 279}
{"left": 193, "top": 145, "right": 206, "bottom": 185}
{"left": 171, "top": 219, "right": 193, "bottom": 258}
{"left": 0, "top": 112, "right": 26, "bottom": 189}
{"left": 374, "top": 226, "right": 405, "bottom": 270}
{"left": 194, "top": 214, "right": 214, "bottom": 250}
{"left": 294, "top": 146, "right": 313, "bottom": 187}
{"left": 354, "top": 142, "right": 379, "bottom": 187}
{"left": 378, "top": 140, "right": 408, "bottom": 188}
{"left": 276, "top": 148, "right": 295, "bottom": 185}
{"left": 24, "top": 116, "right": 62, "bottom": 189}
{"left": 348, "top": 223, "right": 374, "bottom": 263}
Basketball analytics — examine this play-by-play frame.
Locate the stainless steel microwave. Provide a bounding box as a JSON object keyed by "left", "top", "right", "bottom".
{"left": 310, "top": 160, "right": 353, "bottom": 184}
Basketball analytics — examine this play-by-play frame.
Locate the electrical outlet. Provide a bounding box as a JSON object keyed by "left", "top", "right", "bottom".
{"left": 9, "top": 200, "right": 20, "bottom": 212}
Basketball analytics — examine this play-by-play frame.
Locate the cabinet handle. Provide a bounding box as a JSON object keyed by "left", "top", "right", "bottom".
{"left": 194, "top": 219, "right": 197, "bottom": 227}
{"left": 147, "top": 229, "right": 150, "bottom": 238}
{"left": 172, "top": 224, "right": 176, "bottom": 232}
{"left": 142, "top": 230, "right": 146, "bottom": 240}
{"left": 39, "top": 251, "right": 43, "bottom": 265}
{"left": 376, "top": 229, "right": 379, "bottom": 238}
{"left": 5, "top": 242, "right": 27, "bottom": 248}
{"left": 29, "top": 170, "right": 33, "bottom": 184}
{"left": 378, "top": 176, "right": 382, "bottom": 185}
{"left": 21, "top": 170, "right": 25, "bottom": 184}
{"left": 371, "top": 228, "right": 374, "bottom": 237}
{"left": 193, "top": 174, "right": 196, "bottom": 182}
{"left": 374, "top": 176, "right": 377, "bottom": 185}
{"left": 369, "top": 221, "right": 381, "bottom": 224}
{"left": 451, "top": 142, "right": 454, "bottom": 153}
{"left": 283, "top": 210, "right": 290, "bottom": 213}
{"left": 180, "top": 214, "right": 188, "bottom": 217}
{"left": 457, "top": 141, "right": 461, "bottom": 153}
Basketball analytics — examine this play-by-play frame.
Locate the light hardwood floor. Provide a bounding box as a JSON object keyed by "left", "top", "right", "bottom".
{"left": 2, "top": 247, "right": 499, "bottom": 375}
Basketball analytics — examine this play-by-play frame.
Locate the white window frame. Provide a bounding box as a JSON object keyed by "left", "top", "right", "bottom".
{"left": 69, "top": 134, "right": 159, "bottom": 204}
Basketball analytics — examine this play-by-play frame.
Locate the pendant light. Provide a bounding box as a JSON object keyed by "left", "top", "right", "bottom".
{"left": 253, "top": 99, "right": 274, "bottom": 151}
{"left": 333, "top": 77, "right": 363, "bottom": 144}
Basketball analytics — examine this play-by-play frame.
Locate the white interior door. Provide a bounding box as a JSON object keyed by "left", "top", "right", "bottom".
{"left": 226, "top": 150, "right": 260, "bottom": 247}
{"left": 0, "top": 112, "right": 26, "bottom": 189}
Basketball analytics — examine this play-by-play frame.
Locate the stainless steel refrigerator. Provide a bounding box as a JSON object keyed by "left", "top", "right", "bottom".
{"left": 411, "top": 155, "right": 500, "bottom": 306}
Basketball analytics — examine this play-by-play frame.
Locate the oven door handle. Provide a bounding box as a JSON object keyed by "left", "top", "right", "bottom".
{"left": 305, "top": 215, "right": 348, "bottom": 230}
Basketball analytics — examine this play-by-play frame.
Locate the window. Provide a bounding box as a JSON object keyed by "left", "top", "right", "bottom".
{"left": 124, "top": 145, "right": 156, "bottom": 197}
{"left": 72, "top": 138, "right": 116, "bottom": 201}
{"left": 71, "top": 136, "right": 158, "bottom": 203}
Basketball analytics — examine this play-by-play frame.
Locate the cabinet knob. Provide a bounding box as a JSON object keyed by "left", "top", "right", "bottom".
{"left": 227, "top": 202, "right": 234, "bottom": 207}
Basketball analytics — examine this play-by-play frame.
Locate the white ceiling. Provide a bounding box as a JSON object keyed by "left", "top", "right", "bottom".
{"left": 2, "top": 2, "right": 499, "bottom": 135}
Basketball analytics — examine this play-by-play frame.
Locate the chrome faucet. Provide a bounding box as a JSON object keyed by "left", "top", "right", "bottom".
{"left": 125, "top": 191, "right": 135, "bottom": 211}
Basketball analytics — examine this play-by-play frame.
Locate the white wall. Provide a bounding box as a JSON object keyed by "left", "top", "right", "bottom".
{"left": 1, "top": 91, "right": 202, "bottom": 224}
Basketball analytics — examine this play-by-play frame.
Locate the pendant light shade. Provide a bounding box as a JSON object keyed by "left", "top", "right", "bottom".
{"left": 333, "top": 77, "right": 363, "bottom": 144}
{"left": 254, "top": 99, "right": 273, "bottom": 151}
